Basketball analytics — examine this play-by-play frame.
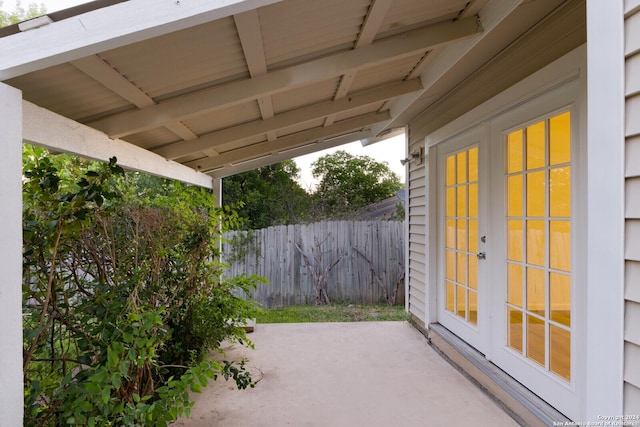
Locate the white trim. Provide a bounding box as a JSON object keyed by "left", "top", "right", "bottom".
{"left": 22, "top": 101, "right": 214, "bottom": 189}
{"left": 585, "top": 0, "right": 626, "bottom": 419}
{"left": 0, "top": 83, "right": 24, "bottom": 426}
{"left": 403, "top": 127, "right": 410, "bottom": 314}
{"left": 425, "top": 46, "right": 584, "bottom": 148}
{"left": 0, "top": 0, "right": 283, "bottom": 80}
{"left": 423, "top": 45, "right": 598, "bottom": 420}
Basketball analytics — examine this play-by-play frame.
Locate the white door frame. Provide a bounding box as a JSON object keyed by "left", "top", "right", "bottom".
{"left": 424, "top": 45, "right": 617, "bottom": 421}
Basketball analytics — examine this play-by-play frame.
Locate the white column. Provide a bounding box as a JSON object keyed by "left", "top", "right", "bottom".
{"left": 0, "top": 83, "right": 24, "bottom": 425}
{"left": 585, "top": 0, "right": 625, "bottom": 419}
{"left": 212, "top": 178, "right": 222, "bottom": 208}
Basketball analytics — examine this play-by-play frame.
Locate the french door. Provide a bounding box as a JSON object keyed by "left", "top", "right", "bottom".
{"left": 437, "top": 128, "right": 488, "bottom": 353}
{"left": 435, "top": 85, "right": 582, "bottom": 419}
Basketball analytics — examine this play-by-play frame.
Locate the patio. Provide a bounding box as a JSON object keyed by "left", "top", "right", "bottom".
{"left": 175, "top": 321, "right": 518, "bottom": 426}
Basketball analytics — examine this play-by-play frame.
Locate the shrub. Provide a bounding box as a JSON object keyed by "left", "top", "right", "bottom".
{"left": 22, "top": 145, "right": 262, "bottom": 426}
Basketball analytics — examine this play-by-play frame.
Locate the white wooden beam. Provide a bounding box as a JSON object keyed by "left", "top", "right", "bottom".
{"left": 355, "top": 0, "right": 394, "bottom": 47}
{"left": 0, "top": 0, "right": 283, "bottom": 80}
{"left": 0, "top": 83, "right": 24, "bottom": 427}
{"left": 22, "top": 101, "right": 213, "bottom": 188}
{"left": 154, "top": 78, "right": 421, "bottom": 159}
{"left": 368, "top": 0, "right": 521, "bottom": 137}
{"left": 71, "top": 55, "right": 198, "bottom": 141}
{"left": 209, "top": 129, "right": 374, "bottom": 178}
{"left": 233, "top": 9, "right": 277, "bottom": 141}
{"left": 185, "top": 112, "right": 390, "bottom": 172}
{"left": 88, "top": 17, "right": 481, "bottom": 138}
{"left": 324, "top": 0, "right": 393, "bottom": 127}
{"left": 585, "top": 0, "right": 625, "bottom": 419}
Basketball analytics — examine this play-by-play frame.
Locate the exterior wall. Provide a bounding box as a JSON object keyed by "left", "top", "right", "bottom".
{"left": 405, "top": 0, "right": 585, "bottom": 329}
{"left": 625, "top": 0, "right": 640, "bottom": 415}
{"left": 406, "top": 132, "right": 426, "bottom": 323}
{"left": 0, "top": 83, "right": 24, "bottom": 425}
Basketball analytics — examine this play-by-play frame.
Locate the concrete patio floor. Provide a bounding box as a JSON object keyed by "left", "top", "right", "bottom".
{"left": 174, "top": 321, "right": 518, "bottom": 427}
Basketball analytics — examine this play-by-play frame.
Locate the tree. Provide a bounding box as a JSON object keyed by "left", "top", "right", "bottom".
{"left": 0, "top": 1, "right": 46, "bottom": 27}
{"left": 223, "top": 160, "right": 311, "bottom": 230}
{"left": 311, "top": 150, "right": 403, "bottom": 219}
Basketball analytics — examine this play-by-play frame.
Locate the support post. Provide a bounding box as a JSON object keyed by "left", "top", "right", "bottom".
{"left": 0, "top": 83, "right": 24, "bottom": 425}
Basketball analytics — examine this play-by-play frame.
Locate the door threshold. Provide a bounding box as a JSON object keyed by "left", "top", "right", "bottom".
{"left": 413, "top": 319, "right": 572, "bottom": 427}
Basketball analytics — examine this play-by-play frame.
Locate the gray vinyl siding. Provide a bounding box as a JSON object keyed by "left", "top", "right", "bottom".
{"left": 406, "top": 132, "right": 426, "bottom": 323}
{"left": 625, "top": 0, "right": 640, "bottom": 414}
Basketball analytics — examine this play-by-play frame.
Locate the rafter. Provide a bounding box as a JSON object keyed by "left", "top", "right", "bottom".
{"left": 234, "top": 9, "right": 278, "bottom": 141}
{"left": 208, "top": 129, "right": 374, "bottom": 178}
{"left": 324, "top": 0, "right": 393, "bottom": 127}
{"left": 368, "top": 0, "right": 522, "bottom": 137}
{"left": 0, "top": 0, "right": 283, "bottom": 80}
{"left": 184, "top": 112, "right": 390, "bottom": 172}
{"left": 87, "top": 16, "right": 481, "bottom": 138}
{"left": 153, "top": 78, "right": 421, "bottom": 160}
{"left": 71, "top": 55, "right": 198, "bottom": 141}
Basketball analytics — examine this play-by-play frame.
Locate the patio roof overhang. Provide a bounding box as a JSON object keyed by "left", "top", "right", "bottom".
{"left": 0, "top": 0, "right": 569, "bottom": 188}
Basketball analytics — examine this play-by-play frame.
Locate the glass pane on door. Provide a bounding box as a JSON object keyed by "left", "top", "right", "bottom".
{"left": 444, "top": 147, "right": 479, "bottom": 325}
{"left": 505, "top": 111, "right": 571, "bottom": 382}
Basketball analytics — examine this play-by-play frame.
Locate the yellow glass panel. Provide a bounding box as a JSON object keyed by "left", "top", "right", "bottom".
{"left": 446, "top": 280, "right": 454, "bottom": 312}
{"left": 507, "top": 175, "right": 523, "bottom": 217}
{"left": 526, "top": 121, "right": 545, "bottom": 170}
{"left": 550, "top": 111, "right": 571, "bottom": 165}
{"left": 469, "top": 184, "right": 478, "bottom": 217}
{"left": 457, "top": 186, "right": 467, "bottom": 217}
{"left": 550, "top": 166, "right": 571, "bottom": 217}
{"left": 507, "top": 130, "right": 523, "bottom": 173}
{"left": 507, "top": 263, "right": 523, "bottom": 307}
{"left": 468, "top": 147, "right": 478, "bottom": 182}
{"left": 446, "top": 219, "right": 455, "bottom": 248}
{"left": 445, "top": 250, "right": 455, "bottom": 280}
{"left": 527, "top": 315, "right": 546, "bottom": 366}
{"left": 457, "top": 253, "right": 467, "bottom": 285}
{"left": 550, "top": 273, "right": 571, "bottom": 327}
{"left": 550, "top": 325, "right": 571, "bottom": 381}
{"left": 469, "top": 291, "right": 478, "bottom": 325}
{"left": 457, "top": 220, "right": 467, "bottom": 252}
{"left": 527, "top": 220, "right": 545, "bottom": 266}
{"left": 469, "top": 256, "right": 478, "bottom": 290}
{"left": 527, "top": 267, "right": 546, "bottom": 316}
{"left": 508, "top": 308, "right": 523, "bottom": 353}
{"left": 457, "top": 151, "right": 467, "bottom": 184}
{"left": 550, "top": 221, "right": 571, "bottom": 272}
{"left": 456, "top": 285, "right": 466, "bottom": 318}
{"left": 468, "top": 220, "right": 478, "bottom": 253}
{"left": 446, "top": 155, "right": 455, "bottom": 185}
{"left": 507, "top": 220, "right": 523, "bottom": 262}
{"left": 526, "top": 171, "right": 546, "bottom": 217}
{"left": 446, "top": 187, "right": 455, "bottom": 217}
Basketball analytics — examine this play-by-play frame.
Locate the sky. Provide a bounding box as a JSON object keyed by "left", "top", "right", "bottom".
{"left": 2, "top": 0, "right": 408, "bottom": 188}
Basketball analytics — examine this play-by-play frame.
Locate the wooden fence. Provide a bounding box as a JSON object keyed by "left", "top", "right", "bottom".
{"left": 222, "top": 220, "right": 405, "bottom": 307}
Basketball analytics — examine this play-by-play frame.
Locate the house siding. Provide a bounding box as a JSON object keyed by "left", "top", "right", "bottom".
{"left": 625, "top": 0, "right": 640, "bottom": 415}
{"left": 406, "top": 130, "right": 426, "bottom": 323}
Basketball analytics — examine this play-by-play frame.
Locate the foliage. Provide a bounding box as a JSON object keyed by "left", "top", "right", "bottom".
{"left": 22, "top": 145, "right": 262, "bottom": 426}
{"left": 0, "top": 1, "right": 46, "bottom": 27}
{"left": 223, "top": 160, "right": 311, "bottom": 229}
{"left": 256, "top": 304, "right": 408, "bottom": 323}
{"left": 311, "top": 150, "right": 403, "bottom": 220}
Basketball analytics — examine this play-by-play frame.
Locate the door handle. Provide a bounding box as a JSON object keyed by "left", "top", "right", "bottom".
{"left": 476, "top": 252, "right": 486, "bottom": 260}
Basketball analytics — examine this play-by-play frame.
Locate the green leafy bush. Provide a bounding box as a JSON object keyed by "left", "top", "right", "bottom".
{"left": 22, "top": 145, "right": 263, "bottom": 426}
